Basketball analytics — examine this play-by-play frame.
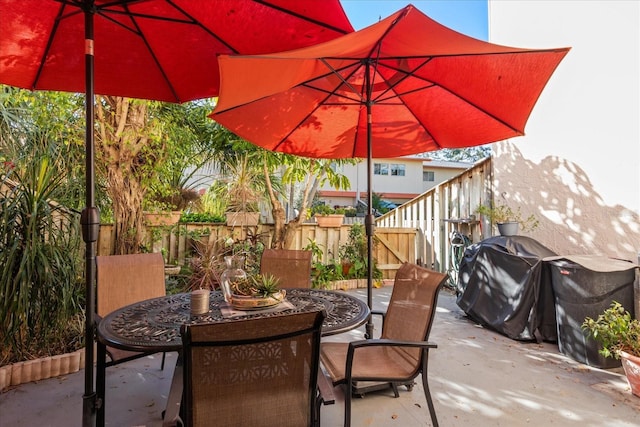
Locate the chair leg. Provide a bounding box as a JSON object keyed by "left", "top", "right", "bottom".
{"left": 161, "top": 351, "right": 166, "bottom": 370}
{"left": 391, "top": 382, "right": 400, "bottom": 397}
{"left": 421, "top": 373, "right": 438, "bottom": 427}
{"left": 344, "top": 382, "right": 352, "bottom": 427}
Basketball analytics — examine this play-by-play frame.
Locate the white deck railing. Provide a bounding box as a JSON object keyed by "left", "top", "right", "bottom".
{"left": 376, "top": 157, "right": 493, "bottom": 273}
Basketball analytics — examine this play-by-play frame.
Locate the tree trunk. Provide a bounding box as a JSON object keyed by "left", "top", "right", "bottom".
{"left": 107, "top": 167, "right": 145, "bottom": 254}
{"left": 96, "top": 96, "right": 162, "bottom": 254}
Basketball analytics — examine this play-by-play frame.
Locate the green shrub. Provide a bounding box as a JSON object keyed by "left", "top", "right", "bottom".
{"left": 180, "top": 212, "right": 225, "bottom": 223}
{"left": 0, "top": 150, "right": 84, "bottom": 364}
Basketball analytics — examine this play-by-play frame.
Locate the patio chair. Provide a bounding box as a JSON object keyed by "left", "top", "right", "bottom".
{"left": 320, "top": 262, "right": 447, "bottom": 427}
{"left": 259, "top": 249, "right": 312, "bottom": 288}
{"left": 180, "top": 310, "right": 327, "bottom": 427}
{"left": 96, "top": 252, "right": 167, "bottom": 368}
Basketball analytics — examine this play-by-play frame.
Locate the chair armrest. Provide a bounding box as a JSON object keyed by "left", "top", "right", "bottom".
{"left": 349, "top": 338, "right": 437, "bottom": 351}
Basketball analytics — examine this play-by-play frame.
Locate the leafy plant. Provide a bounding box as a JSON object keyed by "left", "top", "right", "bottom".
{"left": 338, "top": 223, "right": 381, "bottom": 280}
{"left": 0, "top": 149, "right": 84, "bottom": 364}
{"left": 180, "top": 212, "right": 225, "bottom": 223}
{"left": 304, "top": 239, "right": 342, "bottom": 288}
{"left": 344, "top": 207, "right": 357, "bottom": 217}
{"left": 311, "top": 203, "right": 345, "bottom": 216}
{"left": 187, "top": 238, "right": 226, "bottom": 291}
{"left": 220, "top": 154, "right": 264, "bottom": 213}
{"left": 304, "top": 226, "right": 381, "bottom": 287}
{"left": 582, "top": 301, "right": 640, "bottom": 359}
{"left": 187, "top": 231, "right": 266, "bottom": 291}
{"left": 475, "top": 203, "right": 539, "bottom": 232}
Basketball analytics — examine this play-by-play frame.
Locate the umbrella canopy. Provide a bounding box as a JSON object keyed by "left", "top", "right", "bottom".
{"left": 210, "top": 4, "right": 570, "bottom": 338}
{"left": 0, "top": 1, "right": 353, "bottom": 425}
{"left": 0, "top": 0, "right": 353, "bottom": 101}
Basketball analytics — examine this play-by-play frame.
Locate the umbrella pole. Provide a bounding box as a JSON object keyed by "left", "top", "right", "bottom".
{"left": 81, "top": 5, "right": 98, "bottom": 427}
{"left": 364, "top": 62, "right": 375, "bottom": 339}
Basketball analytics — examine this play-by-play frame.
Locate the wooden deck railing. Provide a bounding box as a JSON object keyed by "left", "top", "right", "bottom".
{"left": 375, "top": 157, "right": 492, "bottom": 274}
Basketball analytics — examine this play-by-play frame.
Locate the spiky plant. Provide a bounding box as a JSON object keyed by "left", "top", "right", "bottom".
{"left": 230, "top": 274, "right": 281, "bottom": 298}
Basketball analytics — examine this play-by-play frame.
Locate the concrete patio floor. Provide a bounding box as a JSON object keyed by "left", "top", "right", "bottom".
{"left": 1, "top": 286, "right": 639, "bottom": 426}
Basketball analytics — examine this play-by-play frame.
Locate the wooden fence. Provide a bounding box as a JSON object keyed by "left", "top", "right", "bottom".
{"left": 97, "top": 223, "right": 416, "bottom": 280}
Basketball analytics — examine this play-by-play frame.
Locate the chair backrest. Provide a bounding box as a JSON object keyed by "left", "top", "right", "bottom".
{"left": 181, "top": 310, "right": 326, "bottom": 427}
{"left": 259, "top": 249, "right": 312, "bottom": 288}
{"left": 381, "top": 263, "right": 447, "bottom": 362}
{"left": 96, "top": 253, "right": 166, "bottom": 317}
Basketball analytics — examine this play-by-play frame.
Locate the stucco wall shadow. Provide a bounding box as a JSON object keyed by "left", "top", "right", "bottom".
{"left": 493, "top": 144, "right": 639, "bottom": 262}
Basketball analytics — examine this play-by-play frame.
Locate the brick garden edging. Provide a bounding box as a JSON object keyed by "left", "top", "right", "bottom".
{"left": 0, "top": 348, "right": 85, "bottom": 392}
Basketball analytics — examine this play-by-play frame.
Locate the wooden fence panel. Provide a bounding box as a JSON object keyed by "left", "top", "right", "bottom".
{"left": 97, "top": 223, "right": 415, "bottom": 279}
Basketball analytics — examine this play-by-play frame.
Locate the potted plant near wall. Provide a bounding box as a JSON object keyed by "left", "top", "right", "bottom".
{"left": 312, "top": 204, "right": 345, "bottom": 227}
{"left": 475, "top": 203, "right": 539, "bottom": 236}
{"left": 143, "top": 201, "right": 182, "bottom": 226}
{"left": 338, "top": 222, "right": 368, "bottom": 277}
{"left": 582, "top": 301, "right": 640, "bottom": 397}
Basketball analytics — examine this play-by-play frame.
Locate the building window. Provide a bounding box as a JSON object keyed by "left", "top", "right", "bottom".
{"left": 374, "top": 163, "right": 389, "bottom": 175}
{"left": 390, "top": 164, "right": 405, "bottom": 176}
{"left": 423, "top": 171, "right": 435, "bottom": 182}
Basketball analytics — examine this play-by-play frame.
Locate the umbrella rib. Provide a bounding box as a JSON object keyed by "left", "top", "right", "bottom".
{"left": 33, "top": 4, "right": 69, "bottom": 90}
{"left": 257, "top": 0, "right": 352, "bottom": 35}
{"left": 319, "top": 58, "right": 366, "bottom": 103}
{"left": 272, "top": 68, "right": 355, "bottom": 153}
{"left": 96, "top": 1, "right": 239, "bottom": 53}
{"left": 107, "top": 3, "right": 181, "bottom": 102}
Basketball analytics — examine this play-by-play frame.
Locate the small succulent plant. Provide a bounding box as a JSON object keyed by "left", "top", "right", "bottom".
{"left": 230, "top": 274, "right": 281, "bottom": 298}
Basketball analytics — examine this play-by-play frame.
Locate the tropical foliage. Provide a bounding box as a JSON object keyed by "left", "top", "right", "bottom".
{"left": 0, "top": 147, "right": 83, "bottom": 364}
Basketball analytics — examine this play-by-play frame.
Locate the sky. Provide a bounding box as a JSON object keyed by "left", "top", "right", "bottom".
{"left": 341, "top": 0, "right": 488, "bottom": 40}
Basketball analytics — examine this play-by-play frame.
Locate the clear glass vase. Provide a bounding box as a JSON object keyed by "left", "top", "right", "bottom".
{"left": 220, "top": 255, "right": 246, "bottom": 303}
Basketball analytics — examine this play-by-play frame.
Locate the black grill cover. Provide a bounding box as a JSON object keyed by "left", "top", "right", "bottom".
{"left": 456, "top": 236, "right": 558, "bottom": 341}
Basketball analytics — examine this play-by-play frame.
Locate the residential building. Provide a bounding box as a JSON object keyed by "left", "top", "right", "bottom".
{"left": 317, "top": 156, "right": 472, "bottom": 208}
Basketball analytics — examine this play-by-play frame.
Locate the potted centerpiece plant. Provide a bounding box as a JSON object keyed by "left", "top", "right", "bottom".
{"left": 227, "top": 273, "right": 285, "bottom": 310}
{"left": 475, "top": 203, "right": 539, "bottom": 236}
{"left": 582, "top": 301, "right": 640, "bottom": 397}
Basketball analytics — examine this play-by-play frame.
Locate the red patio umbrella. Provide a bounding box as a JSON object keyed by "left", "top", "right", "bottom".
{"left": 210, "top": 4, "right": 570, "bottom": 338}
{"left": 0, "top": 1, "right": 352, "bottom": 425}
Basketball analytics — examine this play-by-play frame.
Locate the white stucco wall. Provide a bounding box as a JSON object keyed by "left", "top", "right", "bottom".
{"left": 322, "top": 157, "right": 426, "bottom": 198}
{"left": 489, "top": 0, "right": 639, "bottom": 261}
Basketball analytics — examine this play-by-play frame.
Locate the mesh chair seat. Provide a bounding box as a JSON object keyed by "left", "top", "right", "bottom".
{"left": 321, "top": 344, "right": 419, "bottom": 382}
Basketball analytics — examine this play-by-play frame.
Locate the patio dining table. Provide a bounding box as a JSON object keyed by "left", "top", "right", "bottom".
{"left": 95, "top": 288, "right": 370, "bottom": 426}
